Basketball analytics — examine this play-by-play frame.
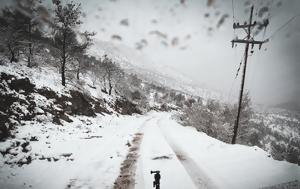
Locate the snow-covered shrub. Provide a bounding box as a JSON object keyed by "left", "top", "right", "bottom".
{"left": 182, "top": 100, "right": 222, "bottom": 139}
{"left": 180, "top": 92, "right": 254, "bottom": 144}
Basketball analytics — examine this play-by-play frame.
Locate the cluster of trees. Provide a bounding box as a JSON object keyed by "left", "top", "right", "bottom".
{"left": 0, "top": 0, "right": 95, "bottom": 87}
{"left": 89, "top": 55, "right": 125, "bottom": 95}
{"left": 0, "top": 0, "right": 42, "bottom": 65}
{"left": 180, "top": 92, "right": 257, "bottom": 144}
{"left": 257, "top": 112, "right": 300, "bottom": 165}
{"left": 0, "top": 0, "right": 156, "bottom": 112}
{"left": 180, "top": 92, "right": 300, "bottom": 165}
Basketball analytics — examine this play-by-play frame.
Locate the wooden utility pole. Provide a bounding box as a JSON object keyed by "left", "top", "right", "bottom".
{"left": 231, "top": 6, "right": 268, "bottom": 144}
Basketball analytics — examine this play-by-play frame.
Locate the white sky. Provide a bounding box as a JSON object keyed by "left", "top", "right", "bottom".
{"left": 76, "top": 0, "right": 300, "bottom": 106}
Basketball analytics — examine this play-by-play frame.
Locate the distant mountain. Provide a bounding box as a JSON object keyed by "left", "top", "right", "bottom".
{"left": 274, "top": 101, "right": 300, "bottom": 114}
{"left": 88, "top": 40, "right": 221, "bottom": 100}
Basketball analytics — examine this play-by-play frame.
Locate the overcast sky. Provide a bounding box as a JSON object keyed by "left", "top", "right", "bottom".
{"left": 2, "top": 0, "right": 300, "bottom": 106}
{"left": 74, "top": 0, "right": 300, "bottom": 106}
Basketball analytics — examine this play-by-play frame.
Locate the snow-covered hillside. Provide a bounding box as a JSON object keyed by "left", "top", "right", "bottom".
{"left": 88, "top": 40, "right": 222, "bottom": 100}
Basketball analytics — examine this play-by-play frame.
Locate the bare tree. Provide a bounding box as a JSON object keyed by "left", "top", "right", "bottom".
{"left": 0, "top": 1, "right": 44, "bottom": 66}
{"left": 71, "top": 31, "right": 95, "bottom": 80}
{"left": 0, "top": 8, "right": 23, "bottom": 63}
{"left": 101, "top": 55, "right": 124, "bottom": 95}
{"left": 129, "top": 74, "right": 142, "bottom": 87}
{"left": 235, "top": 91, "right": 254, "bottom": 144}
{"left": 53, "top": 0, "right": 82, "bottom": 86}
{"left": 15, "top": 0, "right": 41, "bottom": 67}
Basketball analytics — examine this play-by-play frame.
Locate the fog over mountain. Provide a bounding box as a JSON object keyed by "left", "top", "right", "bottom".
{"left": 70, "top": 0, "right": 299, "bottom": 107}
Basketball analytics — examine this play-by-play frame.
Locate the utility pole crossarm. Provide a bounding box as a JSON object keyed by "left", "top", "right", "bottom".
{"left": 233, "top": 22, "right": 256, "bottom": 29}
{"left": 231, "top": 39, "right": 269, "bottom": 49}
{"left": 231, "top": 39, "right": 267, "bottom": 44}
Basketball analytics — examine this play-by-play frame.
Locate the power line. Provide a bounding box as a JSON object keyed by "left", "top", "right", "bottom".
{"left": 231, "top": 0, "right": 237, "bottom": 38}
{"left": 235, "top": 51, "right": 246, "bottom": 79}
{"left": 268, "top": 14, "right": 299, "bottom": 39}
{"left": 226, "top": 50, "right": 246, "bottom": 105}
{"left": 231, "top": 0, "right": 236, "bottom": 22}
{"left": 227, "top": 0, "right": 238, "bottom": 104}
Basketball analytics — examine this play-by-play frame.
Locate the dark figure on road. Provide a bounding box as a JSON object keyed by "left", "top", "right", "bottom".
{"left": 150, "top": 170, "right": 161, "bottom": 189}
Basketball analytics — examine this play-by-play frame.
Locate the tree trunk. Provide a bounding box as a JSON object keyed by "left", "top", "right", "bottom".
{"left": 10, "top": 51, "right": 15, "bottom": 63}
{"left": 8, "top": 45, "right": 15, "bottom": 63}
{"left": 76, "top": 60, "right": 80, "bottom": 80}
{"left": 108, "top": 82, "right": 112, "bottom": 95}
{"left": 27, "top": 21, "right": 32, "bottom": 67}
{"left": 108, "top": 72, "right": 113, "bottom": 95}
{"left": 102, "top": 75, "right": 107, "bottom": 93}
{"left": 62, "top": 59, "right": 66, "bottom": 86}
{"left": 61, "top": 32, "right": 66, "bottom": 86}
{"left": 76, "top": 67, "right": 80, "bottom": 80}
{"left": 27, "top": 43, "right": 32, "bottom": 67}
{"left": 108, "top": 77, "right": 113, "bottom": 95}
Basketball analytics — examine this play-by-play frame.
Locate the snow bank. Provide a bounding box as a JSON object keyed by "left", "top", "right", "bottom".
{"left": 0, "top": 61, "right": 112, "bottom": 101}
{"left": 0, "top": 113, "right": 147, "bottom": 189}
{"left": 156, "top": 112, "right": 300, "bottom": 189}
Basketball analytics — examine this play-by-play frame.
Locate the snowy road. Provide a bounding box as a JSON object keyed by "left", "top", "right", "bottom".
{"left": 1, "top": 112, "right": 300, "bottom": 189}
{"left": 133, "top": 112, "right": 300, "bottom": 189}
{"left": 159, "top": 117, "right": 219, "bottom": 189}
{"left": 135, "top": 115, "right": 217, "bottom": 189}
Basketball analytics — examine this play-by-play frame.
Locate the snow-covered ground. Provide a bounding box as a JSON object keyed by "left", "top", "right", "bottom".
{"left": 0, "top": 113, "right": 146, "bottom": 189}
{"left": 1, "top": 112, "right": 299, "bottom": 189}
{"left": 0, "top": 61, "right": 112, "bottom": 101}
{"left": 135, "top": 112, "right": 300, "bottom": 189}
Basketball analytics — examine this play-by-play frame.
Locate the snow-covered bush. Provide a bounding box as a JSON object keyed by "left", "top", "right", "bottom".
{"left": 180, "top": 92, "right": 254, "bottom": 144}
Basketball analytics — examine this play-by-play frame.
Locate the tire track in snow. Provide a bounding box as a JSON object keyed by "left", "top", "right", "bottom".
{"left": 157, "top": 118, "right": 219, "bottom": 189}
{"left": 135, "top": 116, "right": 198, "bottom": 189}
{"left": 113, "top": 117, "right": 153, "bottom": 189}
{"left": 65, "top": 122, "right": 138, "bottom": 189}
